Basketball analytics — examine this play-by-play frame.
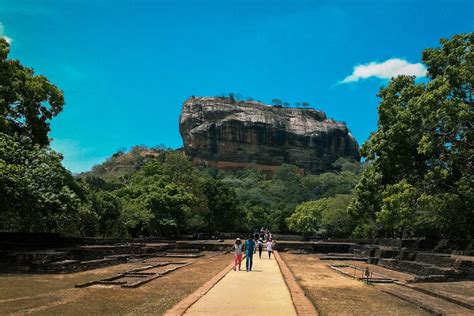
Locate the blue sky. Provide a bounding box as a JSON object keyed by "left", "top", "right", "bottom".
{"left": 1, "top": 0, "right": 472, "bottom": 172}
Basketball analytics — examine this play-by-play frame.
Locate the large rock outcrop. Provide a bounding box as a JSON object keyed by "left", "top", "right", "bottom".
{"left": 179, "top": 97, "right": 359, "bottom": 173}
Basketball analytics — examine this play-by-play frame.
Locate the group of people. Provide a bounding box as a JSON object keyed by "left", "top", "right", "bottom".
{"left": 233, "top": 228, "right": 275, "bottom": 272}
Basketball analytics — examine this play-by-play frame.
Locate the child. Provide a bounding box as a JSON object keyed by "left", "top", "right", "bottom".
{"left": 266, "top": 239, "right": 274, "bottom": 259}
{"left": 233, "top": 238, "right": 243, "bottom": 271}
{"left": 257, "top": 238, "right": 263, "bottom": 258}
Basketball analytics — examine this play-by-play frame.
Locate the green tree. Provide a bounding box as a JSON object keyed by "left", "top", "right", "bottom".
{"left": 287, "top": 200, "right": 323, "bottom": 236}
{"left": 287, "top": 195, "right": 353, "bottom": 237}
{"left": 348, "top": 164, "right": 383, "bottom": 237}
{"left": 376, "top": 180, "right": 419, "bottom": 238}
{"left": 352, "top": 33, "right": 474, "bottom": 238}
{"left": 203, "top": 178, "right": 241, "bottom": 233}
{"left": 271, "top": 99, "right": 282, "bottom": 106}
{"left": 0, "top": 134, "right": 85, "bottom": 233}
{"left": 90, "top": 191, "right": 124, "bottom": 237}
{"left": 320, "top": 194, "right": 354, "bottom": 238}
{"left": 0, "top": 39, "right": 64, "bottom": 145}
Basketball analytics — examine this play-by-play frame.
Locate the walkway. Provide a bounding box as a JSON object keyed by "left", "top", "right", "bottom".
{"left": 184, "top": 255, "right": 297, "bottom": 316}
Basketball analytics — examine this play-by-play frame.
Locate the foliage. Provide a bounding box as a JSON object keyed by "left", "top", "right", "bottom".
{"left": 0, "top": 39, "right": 64, "bottom": 146}
{"left": 202, "top": 178, "right": 242, "bottom": 233}
{"left": 0, "top": 133, "right": 85, "bottom": 233}
{"left": 210, "top": 161, "right": 362, "bottom": 233}
{"left": 287, "top": 195, "right": 353, "bottom": 237}
{"left": 271, "top": 99, "right": 282, "bottom": 106}
{"left": 350, "top": 33, "right": 474, "bottom": 238}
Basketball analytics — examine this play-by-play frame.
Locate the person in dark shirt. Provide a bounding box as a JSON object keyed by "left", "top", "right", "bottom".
{"left": 244, "top": 234, "right": 255, "bottom": 271}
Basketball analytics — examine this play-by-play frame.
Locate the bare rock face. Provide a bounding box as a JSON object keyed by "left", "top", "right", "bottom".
{"left": 179, "top": 97, "right": 359, "bottom": 173}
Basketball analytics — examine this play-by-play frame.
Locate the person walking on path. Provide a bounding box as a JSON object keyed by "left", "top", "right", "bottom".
{"left": 245, "top": 235, "right": 255, "bottom": 271}
{"left": 266, "top": 239, "right": 274, "bottom": 259}
{"left": 257, "top": 238, "right": 263, "bottom": 258}
{"left": 233, "top": 238, "right": 243, "bottom": 271}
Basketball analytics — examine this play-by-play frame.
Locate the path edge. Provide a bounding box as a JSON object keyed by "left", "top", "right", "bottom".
{"left": 164, "top": 255, "right": 235, "bottom": 316}
{"left": 274, "top": 251, "right": 319, "bottom": 316}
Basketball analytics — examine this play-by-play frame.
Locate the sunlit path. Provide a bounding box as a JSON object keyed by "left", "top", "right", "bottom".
{"left": 184, "top": 255, "right": 296, "bottom": 316}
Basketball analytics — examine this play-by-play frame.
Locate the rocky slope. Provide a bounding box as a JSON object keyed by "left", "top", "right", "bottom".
{"left": 179, "top": 97, "right": 359, "bottom": 173}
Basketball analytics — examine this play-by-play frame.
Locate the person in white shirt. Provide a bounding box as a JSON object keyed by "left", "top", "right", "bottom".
{"left": 233, "top": 238, "right": 243, "bottom": 271}
{"left": 266, "top": 239, "right": 274, "bottom": 259}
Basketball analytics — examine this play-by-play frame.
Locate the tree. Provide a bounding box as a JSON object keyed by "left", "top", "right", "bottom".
{"left": 0, "top": 134, "right": 85, "bottom": 233}
{"left": 287, "top": 200, "right": 323, "bottom": 236}
{"left": 243, "top": 205, "right": 270, "bottom": 232}
{"left": 0, "top": 39, "right": 64, "bottom": 146}
{"left": 302, "top": 102, "right": 310, "bottom": 108}
{"left": 351, "top": 33, "right": 474, "bottom": 238}
{"left": 320, "top": 195, "right": 354, "bottom": 237}
{"left": 271, "top": 99, "right": 282, "bottom": 106}
{"left": 376, "top": 180, "right": 419, "bottom": 238}
{"left": 228, "top": 93, "right": 236, "bottom": 103}
{"left": 89, "top": 190, "right": 124, "bottom": 237}
{"left": 287, "top": 195, "right": 353, "bottom": 237}
{"left": 203, "top": 178, "right": 241, "bottom": 233}
{"left": 348, "top": 164, "right": 383, "bottom": 237}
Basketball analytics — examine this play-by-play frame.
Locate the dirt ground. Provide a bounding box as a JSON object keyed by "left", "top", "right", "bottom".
{"left": 415, "top": 281, "right": 474, "bottom": 307}
{"left": 0, "top": 252, "right": 232, "bottom": 315}
{"left": 341, "top": 260, "right": 416, "bottom": 282}
{"left": 280, "top": 253, "right": 430, "bottom": 316}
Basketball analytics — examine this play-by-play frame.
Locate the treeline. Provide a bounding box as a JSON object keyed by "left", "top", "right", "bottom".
{"left": 76, "top": 150, "right": 362, "bottom": 237}
{"left": 1, "top": 34, "right": 472, "bottom": 239}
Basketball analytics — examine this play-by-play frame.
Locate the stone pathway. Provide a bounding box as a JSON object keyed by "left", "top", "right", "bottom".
{"left": 184, "top": 255, "right": 297, "bottom": 316}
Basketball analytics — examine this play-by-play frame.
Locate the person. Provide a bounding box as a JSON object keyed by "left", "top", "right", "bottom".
{"left": 233, "top": 238, "right": 243, "bottom": 271}
{"left": 257, "top": 238, "right": 263, "bottom": 258}
{"left": 266, "top": 239, "right": 274, "bottom": 259}
{"left": 244, "top": 234, "right": 255, "bottom": 271}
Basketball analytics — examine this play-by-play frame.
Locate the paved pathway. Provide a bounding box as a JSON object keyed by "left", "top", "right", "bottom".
{"left": 185, "top": 255, "right": 297, "bottom": 316}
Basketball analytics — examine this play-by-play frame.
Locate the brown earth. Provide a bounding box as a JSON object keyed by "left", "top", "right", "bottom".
{"left": 414, "top": 281, "right": 474, "bottom": 307}
{"left": 280, "top": 253, "right": 430, "bottom": 316}
{"left": 0, "top": 252, "right": 232, "bottom": 315}
{"left": 341, "top": 260, "right": 417, "bottom": 282}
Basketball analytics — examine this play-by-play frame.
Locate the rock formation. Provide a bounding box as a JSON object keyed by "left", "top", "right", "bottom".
{"left": 179, "top": 97, "right": 359, "bottom": 173}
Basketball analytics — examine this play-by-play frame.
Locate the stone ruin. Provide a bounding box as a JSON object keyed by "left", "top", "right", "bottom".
{"left": 0, "top": 232, "right": 204, "bottom": 274}
{"left": 312, "top": 239, "right": 474, "bottom": 283}
{"left": 75, "top": 261, "right": 192, "bottom": 288}
{"left": 1, "top": 232, "right": 473, "bottom": 284}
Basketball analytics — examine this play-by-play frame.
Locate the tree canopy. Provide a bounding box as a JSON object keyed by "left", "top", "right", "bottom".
{"left": 350, "top": 33, "right": 473, "bottom": 238}
{"left": 0, "top": 39, "right": 64, "bottom": 146}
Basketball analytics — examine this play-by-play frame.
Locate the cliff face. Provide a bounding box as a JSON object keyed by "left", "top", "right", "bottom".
{"left": 179, "top": 97, "right": 359, "bottom": 173}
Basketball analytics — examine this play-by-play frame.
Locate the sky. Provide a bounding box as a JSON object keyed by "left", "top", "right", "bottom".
{"left": 1, "top": 0, "right": 473, "bottom": 173}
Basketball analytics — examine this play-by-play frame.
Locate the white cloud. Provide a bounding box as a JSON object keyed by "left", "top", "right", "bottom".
{"left": 0, "top": 22, "right": 13, "bottom": 44}
{"left": 340, "top": 58, "right": 427, "bottom": 84}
